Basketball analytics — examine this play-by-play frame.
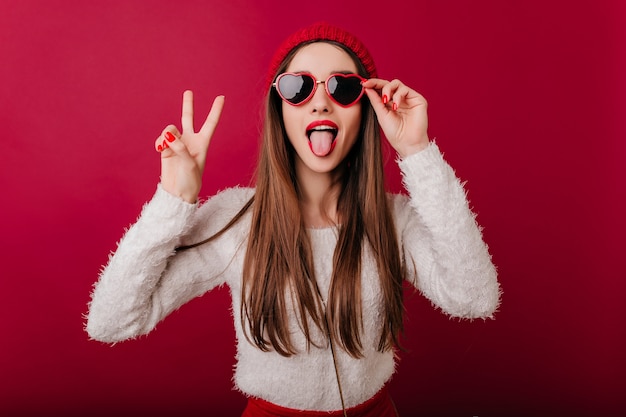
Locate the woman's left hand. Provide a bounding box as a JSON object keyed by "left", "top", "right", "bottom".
{"left": 363, "top": 78, "right": 429, "bottom": 157}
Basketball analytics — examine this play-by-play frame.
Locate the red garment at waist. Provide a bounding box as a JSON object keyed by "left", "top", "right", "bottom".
{"left": 241, "top": 386, "right": 398, "bottom": 417}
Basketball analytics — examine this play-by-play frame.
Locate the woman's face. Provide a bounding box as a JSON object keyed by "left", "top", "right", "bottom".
{"left": 281, "top": 42, "right": 362, "bottom": 177}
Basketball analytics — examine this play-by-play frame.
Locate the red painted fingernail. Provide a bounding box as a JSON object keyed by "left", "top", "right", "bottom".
{"left": 392, "top": 102, "right": 398, "bottom": 111}
{"left": 157, "top": 144, "right": 163, "bottom": 152}
{"left": 162, "top": 140, "right": 169, "bottom": 149}
{"left": 382, "top": 95, "right": 388, "bottom": 104}
{"left": 165, "top": 132, "right": 176, "bottom": 142}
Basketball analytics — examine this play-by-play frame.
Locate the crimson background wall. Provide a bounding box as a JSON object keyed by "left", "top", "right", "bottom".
{"left": 1, "top": 1, "right": 624, "bottom": 416}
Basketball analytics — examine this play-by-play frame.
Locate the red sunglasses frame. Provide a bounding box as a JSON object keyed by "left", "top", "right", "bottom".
{"left": 273, "top": 72, "right": 366, "bottom": 107}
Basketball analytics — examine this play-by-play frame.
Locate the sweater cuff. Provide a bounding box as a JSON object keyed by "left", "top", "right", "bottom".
{"left": 136, "top": 184, "right": 198, "bottom": 237}
{"left": 397, "top": 141, "right": 442, "bottom": 169}
{"left": 397, "top": 142, "right": 449, "bottom": 193}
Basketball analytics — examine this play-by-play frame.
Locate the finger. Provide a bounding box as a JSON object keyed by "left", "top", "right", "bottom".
{"left": 364, "top": 87, "right": 390, "bottom": 120}
{"left": 361, "top": 78, "right": 388, "bottom": 91}
{"left": 155, "top": 125, "right": 181, "bottom": 152}
{"left": 198, "top": 95, "right": 225, "bottom": 138}
{"left": 181, "top": 90, "right": 194, "bottom": 133}
{"left": 391, "top": 84, "right": 412, "bottom": 112}
{"left": 163, "top": 130, "right": 193, "bottom": 160}
{"left": 380, "top": 79, "right": 403, "bottom": 107}
{"left": 362, "top": 78, "right": 387, "bottom": 106}
{"left": 362, "top": 78, "right": 396, "bottom": 103}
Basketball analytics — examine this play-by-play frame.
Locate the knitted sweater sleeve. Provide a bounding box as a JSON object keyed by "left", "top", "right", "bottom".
{"left": 85, "top": 185, "right": 250, "bottom": 343}
{"left": 395, "top": 142, "right": 501, "bottom": 318}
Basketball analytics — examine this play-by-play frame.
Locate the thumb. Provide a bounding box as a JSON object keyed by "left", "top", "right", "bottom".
{"left": 364, "top": 87, "right": 390, "bottom": 121}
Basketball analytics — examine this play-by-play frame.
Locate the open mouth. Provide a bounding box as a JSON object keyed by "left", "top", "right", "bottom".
{"left": 306, "top": 122, "right": 338, "bottom": 157}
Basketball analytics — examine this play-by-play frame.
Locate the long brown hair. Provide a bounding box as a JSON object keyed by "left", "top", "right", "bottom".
{"left": 180, "top": 41, "right": 405, "bottom": 358}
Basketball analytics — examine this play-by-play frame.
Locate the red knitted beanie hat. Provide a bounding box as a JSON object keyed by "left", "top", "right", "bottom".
{"left": 266, "top": 22, "right": 377, "bottom": 89}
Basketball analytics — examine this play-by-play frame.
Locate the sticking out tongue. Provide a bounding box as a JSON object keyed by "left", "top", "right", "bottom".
{"left": 309, "top": 130, "right": 335, "bottom": 156}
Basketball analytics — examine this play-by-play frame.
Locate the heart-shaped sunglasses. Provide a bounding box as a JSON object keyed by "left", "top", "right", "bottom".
{"left": 273, "top": 72, "right": 366, "bottom": 107}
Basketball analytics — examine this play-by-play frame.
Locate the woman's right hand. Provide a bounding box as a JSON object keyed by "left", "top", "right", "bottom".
{"left": 155, "top": 91, "right": 224, "bottom": 203}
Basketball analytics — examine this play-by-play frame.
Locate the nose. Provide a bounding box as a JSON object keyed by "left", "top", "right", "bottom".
{"left": 309, "top": 81, "right": 332, "bottom": 113}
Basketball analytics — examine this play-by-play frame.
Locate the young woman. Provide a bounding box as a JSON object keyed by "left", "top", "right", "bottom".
{"left": 86, "top": 22, "right": 500, "bottom": 417}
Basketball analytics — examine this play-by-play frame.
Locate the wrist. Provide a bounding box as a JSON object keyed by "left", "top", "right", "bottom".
{"left": 160, "top": 183, "right": 199, "bottom": 204}
{"left": 397, "top": 138, "right": 430, "bottom": 158}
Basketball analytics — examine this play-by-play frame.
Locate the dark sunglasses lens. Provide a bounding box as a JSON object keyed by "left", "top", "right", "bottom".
{"left": 277, "top": 74, "right": 314, "bottom": 104}
{"left": 327, "top": 75, "right": 363, "bottom": 105}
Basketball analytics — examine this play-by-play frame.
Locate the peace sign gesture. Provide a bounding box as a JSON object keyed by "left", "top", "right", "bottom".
{"left": 155, "top": 91, "right": 225, "bottom": 203}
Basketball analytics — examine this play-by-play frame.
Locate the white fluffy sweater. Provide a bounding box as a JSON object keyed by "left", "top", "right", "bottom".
{"left": 86, "top": 143, "right": 500, "bottom": 411}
